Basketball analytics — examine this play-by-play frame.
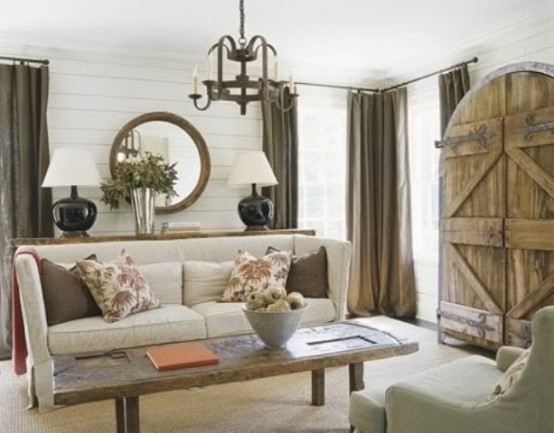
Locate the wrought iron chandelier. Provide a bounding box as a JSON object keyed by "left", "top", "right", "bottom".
{"left": 188, "top": 0, "right": 297, "bottom": 115}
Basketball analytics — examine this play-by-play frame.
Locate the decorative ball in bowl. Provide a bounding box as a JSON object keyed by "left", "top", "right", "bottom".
{"left": 242, "top": 287, "right": 307, "bottom": 349}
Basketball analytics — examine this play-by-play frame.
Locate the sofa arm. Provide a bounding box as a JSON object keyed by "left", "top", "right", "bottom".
{"left": 496, "top": 346, "right": 526, "bottom": 372}
{"left": 15, "top": 255, "right": 52, "bottom": 367}
{"left": 293, "top": 235, "right": 352, "bottom": 321}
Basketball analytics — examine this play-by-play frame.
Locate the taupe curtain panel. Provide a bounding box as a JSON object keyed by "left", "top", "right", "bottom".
{"left": 439, "top": 64, "right": 470, "bottom": 136}
{"left": 346, "top": 88, "right": 416, "bottom": 318}
{"left": 261, "top": 89, "right": 298, "bottom": 229}
{"left": 0, "top": 64, "right": 53, "bottom": 359}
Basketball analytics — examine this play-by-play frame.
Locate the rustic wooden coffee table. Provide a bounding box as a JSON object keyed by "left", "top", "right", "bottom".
{"left": 53, "top": 321, "right": 418, "bottom": 433}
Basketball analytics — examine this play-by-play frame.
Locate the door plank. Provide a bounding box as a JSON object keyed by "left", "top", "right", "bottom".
{"left": 506, "top": 270, "right": 554, "bottom": 319}
{"left": 444, "top": 148, "right": 503, "bottom": 218}
{"left": 442, "top": 217, "right": 503, "bottom": 247}
{"left": 506, "top": 71, "right": 554, "bottom": 116}
{"left": 512, "top": 249, "right": 527, "bottom": 305}
{"left": 442, "top": 118, "right": 503, "bottom": 158}
{"left": 505, "top": 219, "right": 554, "bottom": 250}
{"left": 446, "top": 243, "right": 503, "bottom": 314}
{"left": 505, "top": 106, "right": 554, "bottom": 149}
{"left": 505, "top": 317, "right": 533, "bottom": 348}
{"left": 506, "top": 147, "right": 554, "bottom": 199}
{"left": 440, "top": 301, "right": 503, "bottom": 347}
{"left": 455, "top": 76, "right": 507, "bottom": 125}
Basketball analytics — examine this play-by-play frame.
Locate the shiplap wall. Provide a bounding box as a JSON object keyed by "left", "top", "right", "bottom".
{"left": 0, "top": 41, "right": 263, "bottom": 235}
{"left": 408, "top": 5, "right": 554, "bottom": 322}
{"left": 0, "top": 34, "right": 374, "bottom": 237}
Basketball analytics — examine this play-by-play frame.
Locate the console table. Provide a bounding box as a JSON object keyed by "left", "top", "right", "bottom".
{"left": 11, "top": 228, "right": 315, "bottom": 247}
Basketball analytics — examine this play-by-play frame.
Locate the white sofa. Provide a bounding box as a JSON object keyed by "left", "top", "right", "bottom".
{"left": 14, "top": 234, "right": 351, "bottom": 411}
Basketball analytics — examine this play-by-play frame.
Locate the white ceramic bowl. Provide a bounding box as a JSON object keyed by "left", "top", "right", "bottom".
{"left": 242, "top": 303, "right": 307, "bottom": 348}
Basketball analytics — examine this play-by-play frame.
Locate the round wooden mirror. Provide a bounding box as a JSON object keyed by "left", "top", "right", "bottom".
{"left": 109, "top": 112, "right": 210, "bottom": 214}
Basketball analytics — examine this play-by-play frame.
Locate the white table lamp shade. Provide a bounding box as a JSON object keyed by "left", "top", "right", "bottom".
{"left": 227, "top": 151, "right": 278, "bottom": 186}
{"left": 42, "top": 149, "right": 102, "bottom": 187}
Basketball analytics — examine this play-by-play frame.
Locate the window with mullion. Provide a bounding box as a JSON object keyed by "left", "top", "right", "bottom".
{"left": 298, "top": 90, "right": 347, "bottom": 240}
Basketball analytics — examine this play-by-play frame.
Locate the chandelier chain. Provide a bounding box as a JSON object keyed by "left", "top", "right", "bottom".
{"left": 239, "top": 0, "right": 246, "bottom": 47}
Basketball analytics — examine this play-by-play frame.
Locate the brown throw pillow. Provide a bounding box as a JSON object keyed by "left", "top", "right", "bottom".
{"left": 267, "top": 246, "right": 329, "bottom": 298}
{"left": 76, "top": 249, "right": 160, "bottom": 322}
{"left": 41, "top": 255, "right": 102, "bottom": 326}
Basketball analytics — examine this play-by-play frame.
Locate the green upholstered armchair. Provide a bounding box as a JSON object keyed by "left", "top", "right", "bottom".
{"left": 349, "top": 306, "right": 554, "bottom": 433}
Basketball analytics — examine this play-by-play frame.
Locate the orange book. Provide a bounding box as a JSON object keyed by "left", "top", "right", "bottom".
{"left": 146, "top": 343, "right": 219, "bottom": 371}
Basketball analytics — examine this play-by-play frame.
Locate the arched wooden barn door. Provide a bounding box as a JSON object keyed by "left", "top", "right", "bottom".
{"left": 438, "top": 63, "right": 554, "bottom": 350}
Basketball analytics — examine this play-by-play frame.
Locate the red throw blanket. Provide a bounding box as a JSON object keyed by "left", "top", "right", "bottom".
{"left": 12, "top": 247, "right": 41, "bottom": 376}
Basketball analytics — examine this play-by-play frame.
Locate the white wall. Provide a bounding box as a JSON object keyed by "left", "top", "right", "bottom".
{"left": 407, "top": 5, "right": 554, "bottom": 322}
{"left": 0, "top": 39, "right": 263, "bottom": 234}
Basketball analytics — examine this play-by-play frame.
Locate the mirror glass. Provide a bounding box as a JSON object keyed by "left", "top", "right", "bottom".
{"left": 110, "top": 112, "right": 210, "bottom": 214}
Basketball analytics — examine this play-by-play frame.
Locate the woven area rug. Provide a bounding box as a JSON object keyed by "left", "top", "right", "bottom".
{"left": 0, "top": 316, "right": 489, "bottom": 433}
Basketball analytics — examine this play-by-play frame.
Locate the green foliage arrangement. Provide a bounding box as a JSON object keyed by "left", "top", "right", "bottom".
{"left": 101, "top": 153, "right": 178, "bottom": 210}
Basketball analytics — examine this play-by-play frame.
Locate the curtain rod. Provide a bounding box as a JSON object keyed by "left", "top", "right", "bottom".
{"left": 380, "top": 56, "right": 478, "bottom": 92}
{"left": 295, "top": 81, "right": 379, "bottom": 93}
{"left": 296, "top": 56, "right": 478, "bottom": 93}
{"left": 0, "top": 55, "right": 50, "bottom": 65}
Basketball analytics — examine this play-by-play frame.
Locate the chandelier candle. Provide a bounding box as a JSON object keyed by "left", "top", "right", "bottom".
{"left": 192, "top": 66, "right": 199, "bottom": 94}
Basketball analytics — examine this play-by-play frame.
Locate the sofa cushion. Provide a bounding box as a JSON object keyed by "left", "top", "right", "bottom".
{"left": 267, "top": 246, "right": 329, "bottom": 298}
{"left": 192, "top": 298, "right": 337, "bottom": 338}
{"left": 139, "top": 262, "right": 183, "bottom": 305}
{"left": 47, "top": 304, "right": 207, "bottom": 355}
{"left": 76, "top": 249, "right": 160, "bottom": 322}
{"left": 387, "top": 355, "right": 501, "bottom": 407}
{"left": 183, "top": 260, "right": 234, "bottom": 307}
{"left": 41, "top": 256, "right": 101, "bottom": 325}
{"left": 221, "top": 249, "right": 292, "bottom": 302}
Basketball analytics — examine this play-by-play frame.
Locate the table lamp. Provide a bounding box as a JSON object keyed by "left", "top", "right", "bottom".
{"left": 42, "top": 148, "right": 102, "bottom": 237}
{"left": 227, "top": 151, "right": 278, "bottom": 231}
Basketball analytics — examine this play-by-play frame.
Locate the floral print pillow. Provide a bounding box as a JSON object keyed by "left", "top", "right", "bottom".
{"left": 489, "top": 349, "right": 530, "bottom": 401}
{"left": 221, "top": 249, "right": 292, "bottom": 302}
{"left": 76, "top": 249, "right": 160, "bottom": 322}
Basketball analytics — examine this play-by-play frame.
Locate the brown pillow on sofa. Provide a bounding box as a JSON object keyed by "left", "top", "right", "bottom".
{"left": 41, "top": 255, "right": 101, "bottom": 326}
{"left": 267, "top": 246, "right": 329, "bottom": 298}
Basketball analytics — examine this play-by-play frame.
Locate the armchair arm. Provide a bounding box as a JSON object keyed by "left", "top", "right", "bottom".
{"left": 496, "top": 346, "right": 526, "bottom": 372}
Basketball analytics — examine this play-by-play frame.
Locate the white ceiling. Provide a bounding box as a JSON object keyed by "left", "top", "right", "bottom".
{"left": 0, "top": 0, "right": 551, "bottom": 81}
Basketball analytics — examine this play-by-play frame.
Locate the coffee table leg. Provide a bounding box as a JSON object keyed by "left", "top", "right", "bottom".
{"left": 349, "top": 362, "right": 365, "bottom": 393}
{"left": 116, "top": 398, "right": 125, "bottom": 433}
{"left": 349, "top": 363, "right": 364, "bottom": 433}
{"left": 115, "top": 396, "right": 140, "bottom": 433}
{"left": 311, "top": 369, "right": 325, "bottom": 406}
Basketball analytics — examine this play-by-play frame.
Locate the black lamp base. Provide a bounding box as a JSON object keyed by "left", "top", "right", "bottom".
{"left": 238, "top": 184, "right": 274, "bottom": 231}
{"left": 53, "top": 186, "right": 97, "bottom": 237}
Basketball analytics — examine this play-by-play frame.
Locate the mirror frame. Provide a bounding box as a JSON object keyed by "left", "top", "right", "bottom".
{"left": 109, "top": 112, "right": 211, "bottom": 215}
